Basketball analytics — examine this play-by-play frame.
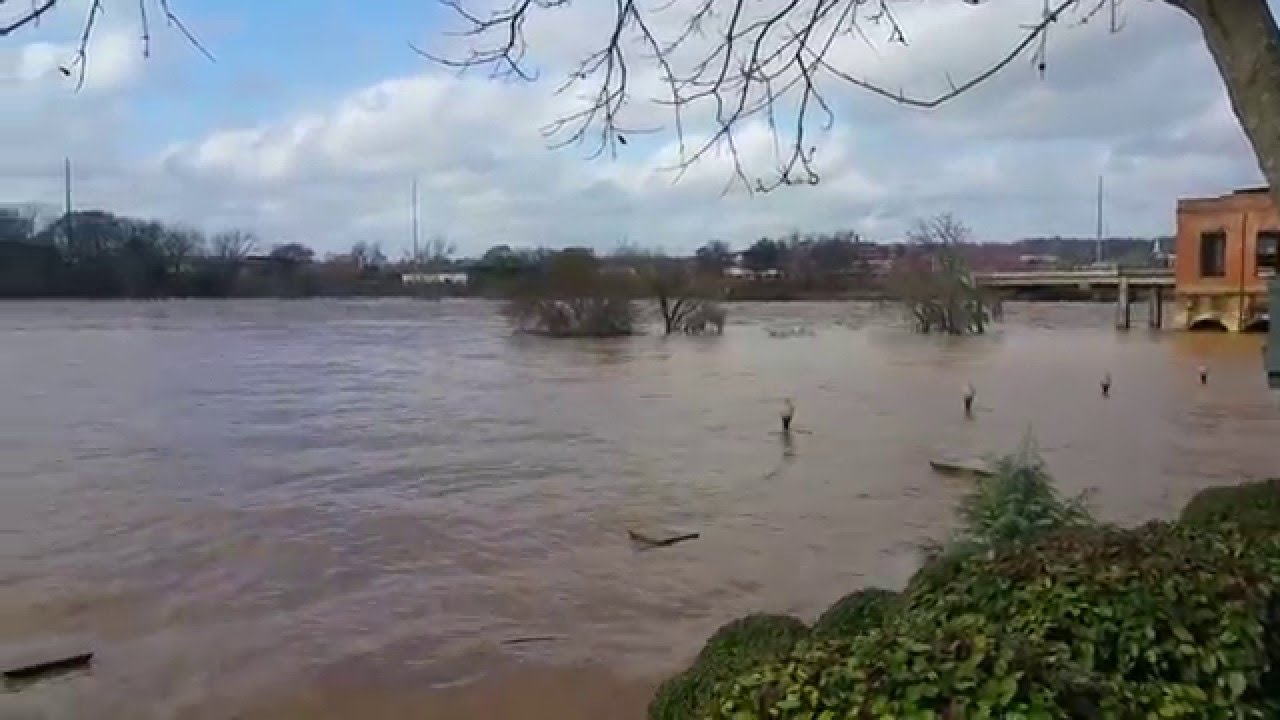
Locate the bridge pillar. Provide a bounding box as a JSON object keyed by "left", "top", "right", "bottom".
{"left": 1148, "top": 286, "right": 1164, "bottom": 329}
{"left": 1115, "top": 277, "right": 1131, "bottom": 330}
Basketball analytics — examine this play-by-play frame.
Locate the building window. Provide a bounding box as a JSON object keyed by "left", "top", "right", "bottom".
{"left": 1200, "top": 230, "right": 1227, "bottom": 278}
{"left": 1257, "top": 230, "right": 1280, "bottom": 277}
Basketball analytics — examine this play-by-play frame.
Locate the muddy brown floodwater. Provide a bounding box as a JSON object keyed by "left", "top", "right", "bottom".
{"left": 1, "top": 299, "right": 1278, "bottom": 719}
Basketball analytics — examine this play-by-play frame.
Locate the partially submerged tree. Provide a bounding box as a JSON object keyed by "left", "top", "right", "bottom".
{"left": 619, "top": 251, "right": 728, "bottom": 335}
{"left": 887, "top": 213, "right": 990, "bottom": 335}
{"left": 505, "top": 248, "right": 637, "bottom": 336}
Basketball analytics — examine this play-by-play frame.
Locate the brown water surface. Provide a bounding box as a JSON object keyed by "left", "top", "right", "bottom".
{"left": 1, "top": 300, "right": 1277, "bottom": 719}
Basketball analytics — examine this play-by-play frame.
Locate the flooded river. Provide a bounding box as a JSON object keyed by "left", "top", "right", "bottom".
{"left": 1, "top": 300, "right": 1277, "bottom": 719}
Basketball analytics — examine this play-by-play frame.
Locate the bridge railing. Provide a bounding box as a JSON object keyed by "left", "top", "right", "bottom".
{"left": 973, "top": 268, "right": 1173, "bottom": 281}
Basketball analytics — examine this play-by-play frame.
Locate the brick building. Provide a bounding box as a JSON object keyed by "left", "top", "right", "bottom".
{"left": 1174, "top": 186, "right": 1278, "bottom": 332}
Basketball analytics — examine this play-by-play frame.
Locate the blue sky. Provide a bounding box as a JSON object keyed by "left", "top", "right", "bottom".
{"left": 0, "top": 0, "right": 1269, "bottom": 256}
{"left": 130, "top": 0, "right": 447, "bottom": 150}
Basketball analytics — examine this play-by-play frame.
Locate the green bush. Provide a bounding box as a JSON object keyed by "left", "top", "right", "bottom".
{"left": 648, "top": 613, "right": 807, "bottom": 720}
{"left": 1182, "top": 478, "right": 1280, "bottom": 534}
{"left": 714, "top": 523, "right": 1280, "bottom": 719}
{"left": 950, "top": 435, "right": 1093, "bottom": 552}
{"left": 909, "top": 436, "right": 1094, "bottom": 594}
{"left": 903, "top": 545, "right": 973, "bottom": 595}
{"left": 813, "top": 588, "right": 897, "bottom": 638}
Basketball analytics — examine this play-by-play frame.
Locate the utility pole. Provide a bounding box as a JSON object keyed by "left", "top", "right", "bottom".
{"left": 1095, "top": 174, "right": 1104, "bottom": 265}
{"left": 411, "top": 176, "right": 419, "bottom": 266}
{"left": 63, "top": 157, "right": 73, "bottom": 246}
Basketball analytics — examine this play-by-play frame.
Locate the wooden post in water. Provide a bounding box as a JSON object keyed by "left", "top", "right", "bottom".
{"left": 1115, "top": 277, "right": 1131, "bottom": 330}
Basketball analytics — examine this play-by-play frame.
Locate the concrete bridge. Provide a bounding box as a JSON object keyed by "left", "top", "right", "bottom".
{"left": 974, "top": 267, "right": 1174, "bottom": 289}
{"left": 973, "top": 267, "right": 1175, "bottom": 329}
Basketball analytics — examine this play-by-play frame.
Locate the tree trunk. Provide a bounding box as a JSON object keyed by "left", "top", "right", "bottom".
{"left": 1176, "top": 0, "right": 1280, "bottom": 209}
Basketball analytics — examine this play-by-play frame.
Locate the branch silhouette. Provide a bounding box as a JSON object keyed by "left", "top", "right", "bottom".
{"left": 1, "top": 0, "right": 213, "bottom": 90}
{"left": 424, "top": 0, "right": 1127, "bottom": 193}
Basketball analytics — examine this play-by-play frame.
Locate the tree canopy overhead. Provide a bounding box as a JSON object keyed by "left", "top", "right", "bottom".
{"left": 7, "top": 1, "right": 1280, "bottom": 207}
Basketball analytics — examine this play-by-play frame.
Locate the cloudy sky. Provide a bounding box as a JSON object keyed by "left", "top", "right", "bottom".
{"left": 0, "top": 0, "right": 1268, "bottom": 256}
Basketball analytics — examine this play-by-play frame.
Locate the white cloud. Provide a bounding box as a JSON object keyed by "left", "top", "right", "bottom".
{"left": 0, "top": 0, "right": 1270, "bottom": 254}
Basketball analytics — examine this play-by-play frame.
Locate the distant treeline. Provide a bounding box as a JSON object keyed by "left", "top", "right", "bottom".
{"left": 0, "top": 208, "right": 447, "bottom": 299}
{"left": 0, "top": 205, "right": 1172, "bottom": 300}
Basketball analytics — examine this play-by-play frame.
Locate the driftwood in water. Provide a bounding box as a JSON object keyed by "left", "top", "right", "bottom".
{"left": 502, "top": 635, "right": 562, "bottom": 646}
{"left": 627, "top": 529, "right": 700, "bottom": 548}
{"left": 4, "top": 652, "right": 93, "bottom": 689}
{"left": 929, "top": 458, "right": 995, "bottom": 479}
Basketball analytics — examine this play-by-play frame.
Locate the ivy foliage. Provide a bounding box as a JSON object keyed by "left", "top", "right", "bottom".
{"left": 714, "top": 523, "right": 1280, "bottom": 719}
{"left": 812, "top": 588, "right": 898, "bottom": 639}
{"left": 648, "top": 443, "right": 1280, "bottom": 719}
{"left": 1182, "top": 477, "right": 1280, "bottom": 535}
{"left": 648, "top": 614, "right": 808, "bottom": 720}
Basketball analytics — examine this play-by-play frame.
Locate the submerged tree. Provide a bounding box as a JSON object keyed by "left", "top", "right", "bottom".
{"left": 619, "top": 251, "right": 728, "bottom": 335}
{"left": 504, "top": 248, "right": 637, "bottom": 336}
{"left": 887, "top": 213, "right": 990, "bottom": 335}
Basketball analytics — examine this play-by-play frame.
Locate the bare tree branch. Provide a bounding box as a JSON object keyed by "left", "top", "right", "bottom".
{"left": 424, "top": 0, "right": 1129, "bottom": 193}
{"left": 1, "top": 0, "right": 214, "bottom": 89}
{"left": 0, "top": 0, "right": 58, "bottom": 37}
{"left": 158, "top": 0, "right": 214, "bottom": 62}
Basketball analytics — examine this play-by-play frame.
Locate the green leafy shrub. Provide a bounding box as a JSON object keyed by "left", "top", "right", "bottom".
{"left": 1182, "top": 478, "right": 1280, "bottom": 534}
{"left": 812, "top": 588, "right": 897, "bottom": 638}
{"left": 648, "top": 613, "right": 807, "bottom": 720}
{"left": 910, "top": 435, "right": 1094, "bottom": 593}
{"left": 714, "top": 523, "right": 1280, "bottom": 719}
{"left": 904, "top": 544, "right": 974, "bottom": 595}
{"left": 950, "top": 434, "right": 1093, "bottom": 552}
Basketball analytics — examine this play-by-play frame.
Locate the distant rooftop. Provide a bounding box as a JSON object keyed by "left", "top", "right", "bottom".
{"left": 1236, "top": 186, "right": 1271, "bottom": 195}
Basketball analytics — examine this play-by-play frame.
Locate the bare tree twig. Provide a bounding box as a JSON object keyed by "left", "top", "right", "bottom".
{"left": 158, "top": 0, "right": 215, "bottom": 62}
{"left": 2, "top": 0, "right": 214, "bottom": 87}
{"left": 422, "top": 0, "right": 1119, "bottom": 193}
{"left": 814, "top": 0, "right": 1079, "bottom": 110}
{"left": 136, "top": 0, "right": 152, "bottom": 57}
{"left": 65, "top": 0, "right": 105, "bottom": 91}
{"left": 0, "top": 0, "right": 57, "bottom": 37}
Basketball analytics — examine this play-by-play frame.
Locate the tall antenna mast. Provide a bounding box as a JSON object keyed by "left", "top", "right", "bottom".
{"left": 64, "top": 157, "right": 73, "bottom": 246}
{"left": 411, "top": 176, "right": 420, "bottom": 265}
{"left": 1095, "top": 174, "right": 1104, "bottom": 265}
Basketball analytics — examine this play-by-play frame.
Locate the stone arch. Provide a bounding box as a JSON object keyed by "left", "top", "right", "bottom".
{"left": 1188, "top": 314, "right": 1230, "bottom": 332}
{"left": 1242, "top": 314, "right": 1270, "bottom": 333}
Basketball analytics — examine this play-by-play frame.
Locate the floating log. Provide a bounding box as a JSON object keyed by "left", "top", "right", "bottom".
{"left": 627, "top": 529, "right": 700, "bottom": 548}
{"left": 928, "top": 458, "right": 995, "bottom": 479}
{"left": 4, "top": 652, "right": 93, "bottom": 688}
{"left": 502, "top": 635, "right": 562, "bottom": 646}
